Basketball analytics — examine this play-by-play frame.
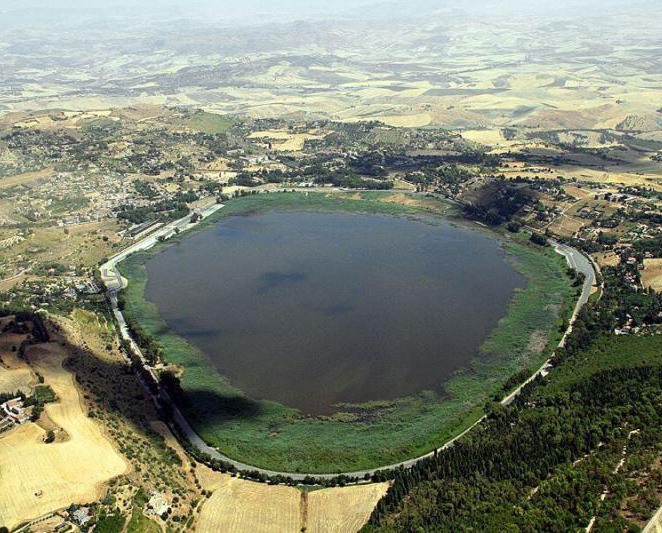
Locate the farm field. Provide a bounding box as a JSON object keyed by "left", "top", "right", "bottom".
{"left": 197, "top": 478, "right": 302, "bottom": 533}
{"left": 461, "top": 129, "right": 511, "bottom": 146}
{"left": 499, "top": 156, "right": 662, "bottom": 191}
{"left": 2, "top": 2, "right": 661, "bottom": 137}
{"left": 0, "top": 167, "right": 53, "bottom": 190}
{"left": 0, "top": 329, "right": 34, "bottom": 395}
{"left": 196, "top": 476, "right": 389, "bottom": 533}
{"left": 248, "top": 129, "right": 327, "bottom": 151}
{"left": 341, "top": 114, "right": 432, "bottom": 128}
{"left": 643, "top": 259, "right": 662, "bottom": 291}
{"left": 0, "top": 355, "right": 32, "bottom": 396}
{"left": 0, "top": 340, "right": 127, "bottom": 530}
{"left": 306, "top": 484, "right": 390, "bottom": 533}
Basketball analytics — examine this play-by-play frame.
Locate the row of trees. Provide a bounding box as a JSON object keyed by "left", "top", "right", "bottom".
{"left": 122, "top": 316, "right": 164, "bottom": 366}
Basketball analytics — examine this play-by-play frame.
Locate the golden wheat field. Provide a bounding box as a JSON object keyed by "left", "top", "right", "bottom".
{"left": 0, "top": 361, "right": 32, "bottom": 395}
{"left": 196, "top": 477, "right": 389, "bottom": 533}
{"left": 248, "top": 130, "right": 326, "bottom": 152}
{"left": 461, "top": 129, "right": 510, "bottom": 145}
{"left": 306, "top": 483, "right": 390, "bottom": 533}
{"left": 643, "top": 259, "right": 662, "bottom": 291}
{"left": 0, "top": 333, "right": 34, "bottom": 395}
{"left": 0, "top": 343, "right": 127, "bottom": 530}
{"left": 196, "top": 477, "right": 302, "bottom": 533}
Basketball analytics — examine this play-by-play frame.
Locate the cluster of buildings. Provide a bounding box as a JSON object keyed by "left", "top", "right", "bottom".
{"left": 615, "top": 317, "right": 642, "bottom": 336}
{"left": 2, "top": 169, "right": 181, "bottom": 230}
{"left": 3, "top": 274, "right": 103, "bottom": 312}
{"left": 0, "top": 396, "right": 30, "bottom": 433}
{"left": 34, "top": 172, "right": 134, "bottom": 227}
{"left": 146, "top": 491, "right": 171, "bottom": 518}
{"left": 66, "top": 277, "right": 102, "bottom": 296}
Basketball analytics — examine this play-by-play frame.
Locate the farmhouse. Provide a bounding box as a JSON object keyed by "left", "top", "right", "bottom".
{"left": 72, "top": 507, "right": 92, "bottom": 526}
{"left": 146, "top": 492, "right": 170, "bottom": 517}
{"left": 1, "top": 397, "right": 29, "bottom": 424}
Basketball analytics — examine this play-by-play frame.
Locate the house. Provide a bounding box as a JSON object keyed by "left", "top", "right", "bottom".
{"left": 146, "top": 492, "right": 170, "bottom": 517}
{"left": 1, "top": 397, "right": 30, "bottom": 425}
{"left": 2, "top": 397, "right": 22, "bottom": 416}
{"left": 72, "top": 507, "right": 92, "bottom": 526}
{"left": 241, "top": 154, "right": 269, "bottom": 165}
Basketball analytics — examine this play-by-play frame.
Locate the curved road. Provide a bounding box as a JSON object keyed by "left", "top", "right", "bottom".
{"left": 101, "top": 208, "right": 597, "bottom": 481}
{"left": 500, "top": 240, "right": 595, "bottom": 406}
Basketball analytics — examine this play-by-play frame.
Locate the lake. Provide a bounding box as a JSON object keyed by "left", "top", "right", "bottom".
{"left": 145, "top": 211, "right": 525, "bottom": 415}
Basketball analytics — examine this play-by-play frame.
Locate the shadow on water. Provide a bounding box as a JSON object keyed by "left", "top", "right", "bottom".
{"left": 78, "top": 343, "right": 263, "bottom": 435}
{"left": 258, "top": 271, "right": 307, "bottom": 294}
{"left": 181, "top": 389, "right": 263, "bottom": 426}
{"left": 8, "top": 316, "right": 264, "bottom": 452}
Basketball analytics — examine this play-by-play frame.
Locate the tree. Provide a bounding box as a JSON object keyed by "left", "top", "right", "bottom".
{"left": 160, "top": 370, "right": 185, "bottom": 403}
{"left": 529, "top": 233, "right": 549, "bottom": 247}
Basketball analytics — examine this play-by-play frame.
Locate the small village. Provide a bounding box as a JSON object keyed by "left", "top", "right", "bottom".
{"left": 0, "top": 108, "right": 660, "bottom": 321}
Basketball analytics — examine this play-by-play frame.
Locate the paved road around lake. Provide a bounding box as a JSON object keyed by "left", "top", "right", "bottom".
{"left": 101, "top": 200, "right": 597, "bottom": 481}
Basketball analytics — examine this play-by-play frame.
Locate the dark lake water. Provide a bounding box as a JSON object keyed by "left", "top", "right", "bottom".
{"left": 145, "top": 211, "right": 525, "bottom": 415}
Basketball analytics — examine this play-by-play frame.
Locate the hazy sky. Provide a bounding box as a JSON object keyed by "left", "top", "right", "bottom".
{"left": 3, "top": 0, "right": 646, "bottom": 19}
{"left": 1, "top": 0, "right": 656, "bottom": 30}
{"left": 2, "top": 0, "right": 378, "bottom": 22}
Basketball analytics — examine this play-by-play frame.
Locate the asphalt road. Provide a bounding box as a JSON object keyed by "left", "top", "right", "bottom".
{"left": 500, "top": 240, "right": 596, "bottom": 407}
{"left": 100, "top": 203, "right": 223, "bottom": 290}
{"left": 102, "top": 207, "right": 598, "bottom": 481}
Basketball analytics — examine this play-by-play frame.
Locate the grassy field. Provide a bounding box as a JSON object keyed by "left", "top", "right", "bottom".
{"left": 118, "top": 192, "right": 575, "bottom": 473}
{"left": 6, "top": 219, "right": 123, "bottom": 272}
{"left": 0, "top": 167, "right": 53, "bottom": 189}
{"left": 182, "top": 110, "right": 234, "bottom": 134}
{"left": 539, "top": 334, "right": 662, "bottom": 398}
